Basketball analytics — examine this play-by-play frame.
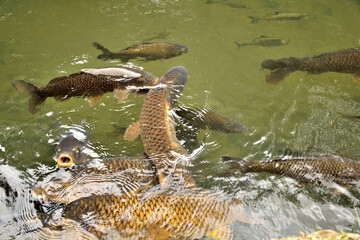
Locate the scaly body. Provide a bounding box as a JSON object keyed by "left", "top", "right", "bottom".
{"left": 139, "top": 66, "right": 195, "bottom": 186}
{"left": 56, "top": 189, "right": 244, "bottom": 240}
{"left": 32, "top": 155, "right": 157, "bottom": 204}
{"left": 262, "top": 48, "right": 360, "bottom": 83}
{"left": 93, "top": 42, "right": 188, "bottom": 62}
{"left": 222, "top": 155, "right": 360, "bottom": 186}
{"left": 12, "top": 67, "right": 158, "bottom": 113}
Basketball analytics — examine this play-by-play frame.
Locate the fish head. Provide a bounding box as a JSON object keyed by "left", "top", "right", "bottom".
{"left": 55, "top": 135, "right": 90, "bottom": 168}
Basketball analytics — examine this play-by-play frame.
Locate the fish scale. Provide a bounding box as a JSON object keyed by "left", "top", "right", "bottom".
{"left": 140, "top": 66, "right": 195, "bottom": 186}
{"left": 60, "top": 189, "right": 239, "bottom": 240}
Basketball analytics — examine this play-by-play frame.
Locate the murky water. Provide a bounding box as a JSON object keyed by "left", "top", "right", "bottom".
{"left": 0, "top": 0, "right": 360, "bottom": 239}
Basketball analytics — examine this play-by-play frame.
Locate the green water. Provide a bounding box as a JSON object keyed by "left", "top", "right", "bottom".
{"left": 0, "top": 0, "right": 360, "bottom": 239}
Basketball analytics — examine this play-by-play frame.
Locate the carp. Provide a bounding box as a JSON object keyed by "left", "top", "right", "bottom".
{"left": 235, "top": 36, "right": 289, "bottom": 48}
{"left": 206, "top": 0, "right": 251, "bottom": 9}
{"left": 93, "top": 42, "right": 189, "bottom": 62}
{"left": 222, "top": 154, "right": 360, "bottom": 187}
{"left": 139, "top": 66, "right": 195, "bottom": 187}
{"left": 55, "top": 121, "right": 98, "bottom": 168}
{"left": 12, "top": 67, "right": 158, "bottom": 114}
{"left": 32, "top": 154, "right": 157, "bottom": 204}
{"left": 249, "top": 12, "right": 309, "bottom": 24}
{"left": 44, "top": 188, "right": 249, "bottom": 240}
{"left": 261, "top": 48, "right": 360, "bottom": 84}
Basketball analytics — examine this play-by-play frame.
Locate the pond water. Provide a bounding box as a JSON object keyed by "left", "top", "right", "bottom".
{"left": 0, "top": 0, "right": 360, "bottom": 239}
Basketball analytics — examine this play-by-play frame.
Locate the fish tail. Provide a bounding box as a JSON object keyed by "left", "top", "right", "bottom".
{"left": 234, "top": 41, "right": 247, "bottom": 49}
{"left": 12, "top": 80, "right": 45, "bottom": 114}
{"left": 221, "top": 156, "right": 250, "bottom": 177}
{"left": 265, "top": 68, "right": 292, "bottom": 84}
{"left": 248, "top": 16, "right": 259, "bottom": 24}
{"left": 93, "top": 42, "right": 112, "bottom": 60}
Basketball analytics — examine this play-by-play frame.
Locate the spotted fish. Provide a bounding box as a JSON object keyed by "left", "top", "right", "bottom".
{"left": 32, "top": 154, "right": 157, "bottom": 204}
{"left": 139, "top": 66, "right": 195, "bottom": 187}
{"left": 222, "top": 155, "right": 360, "bottom": 186}
{"left": 261, "top": 48, "right": 360, "bottom": 84}
{"left": 44, "top": 188, "right": 248, "bottom": 240}
{"left": 93, "top": 42, "right": 189, "bottom": 62}
{"left": 12, "top": 67, "right": 158, "bottom": 114}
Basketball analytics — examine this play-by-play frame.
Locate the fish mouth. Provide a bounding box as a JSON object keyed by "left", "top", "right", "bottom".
{"left": 57, "top": 154, "right": 74, "bottom": 168}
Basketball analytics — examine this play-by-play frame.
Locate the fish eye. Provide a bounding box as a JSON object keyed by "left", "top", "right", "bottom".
{"left": 57, "top": 148, "right": 61, "bottom": 152}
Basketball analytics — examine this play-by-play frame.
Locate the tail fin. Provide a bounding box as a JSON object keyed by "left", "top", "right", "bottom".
{"left": 221, "top": 156, "right": 249, "bottom": 177}
{"left": 248, "top": 16, "right": 259, "bottom": 24}
{"left": 234, "top": 41, "right": 247, "bottom": 49}
{"left": 93, "top": 42, "right": 112, "bottom": 60}
{"left": 12, "top": 80, "right": 45, "bottom": 114}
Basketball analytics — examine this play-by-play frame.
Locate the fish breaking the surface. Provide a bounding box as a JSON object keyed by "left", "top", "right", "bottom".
{"left": 93, "top": 42, "right": 189, "bottom": 62}
{"left": 249, "top": 12, "right": 309, "bottom": 24}
{"left": 235, "top": 36, "right": 289, "bottom": 48}
{"left": 222, "top": 155, "right": 360, "bottom": 186}
{"left": 55, "top": 121, "right": 97, "bottom": 168}
{"left": 262, "top": 48, "right": 360, "bottom": 84}
{"left": 43, "top": 188, "right": 247, "bottom": 240}
{"left": 12, "top": 67, "right": 158, "bottom": 114}
{"left": 32, "top": 154, "right": 157, "bottom": 204}
{"left": 140, "top": 66, "right": 195, "bottom": 187}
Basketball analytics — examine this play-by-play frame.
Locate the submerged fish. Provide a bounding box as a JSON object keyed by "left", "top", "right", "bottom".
{"left": 32, "top": 154, "right": 157, "bottom": 204}
{"left": 262, "top": 48, "right": 360, "bottom": 84}
{"left": 93, "top": 42, "right": 189, "bottom": 62}
{"left": 140, "top": 66, "right": 195, "bottom": 187}
{"left": 55, "top": 121, "right": 98, "bottom": 168}
{"left": 206, "top": 0, "right": 251, "bottom": 9}
{"left": 235, "top": 36, "right": 289, "bottom": 48}
{"left": 12, "top": 67, "right": 158, "bottom": 114}
{"left": 222, "top": 155, "right": 360, "bottom": 186}
{"left": 249, "top": 12, "right": 309, "bottom": 24}
{"left": 44, "top": 188, "right": 249, "bottom": 240}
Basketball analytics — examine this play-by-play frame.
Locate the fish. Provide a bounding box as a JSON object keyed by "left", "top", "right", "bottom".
{"left": 249, "top": 12, "right": 309, "bottom": 24}
{"left": 55, "top": 121, "right": 98, "bottom": 168}
{"left": 32, "top": 154, "right": 157, "bottom": 204}
{"left": 143, "top": 30, "right": 171, "bottom": 42}
{"left": 12, "top": 67, "right": 158, "bottom": 114}
{"left": 206, "top": 0, "right": 251, "bottom": 9}
{"left": 221, "top": 155, "right": 360, "bottom": 187}
{"left": 43, "top": 188, "right": 249, "bottom": 240}
{"left": 139, "top": 66, "right": 195, "bottom": 187}
{"left": 123, "top": 106, "right": 247, "bottom": 142}
{"left": 261, "top": 48, "right": 360, "bottom": 84}
{"left": 93, "top": 42, "right": 189, "bottom": 62}
{"left": 235, "top": 36, "right": 289, "bottom": 48}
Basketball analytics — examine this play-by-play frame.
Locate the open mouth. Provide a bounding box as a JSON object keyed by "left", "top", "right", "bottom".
{"left": 57, "top": 155, "right": 74, "bottom": 168}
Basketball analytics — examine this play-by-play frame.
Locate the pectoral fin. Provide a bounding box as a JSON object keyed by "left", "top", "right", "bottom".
{"left": 123, "top": 121, "right": 141, "bottom": 142}
{"left": 265, "top": 68, "right": 292, "bottom": 84}
{"left": 209, "top": 225, "right": 233, "bottom": 240}
{"left": 87, "top": 94, "right": 104, "bottom": 106}
{"left": 113, "top": 89, "right": 129, "bottom": 104}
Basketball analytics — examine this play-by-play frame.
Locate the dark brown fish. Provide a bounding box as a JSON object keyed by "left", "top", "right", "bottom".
{"left": 222, "top": 155, "right": 360, "bottom": 186}
{"left": 139, "top": 66, "right": 195, "bottom": 187}
{"left": 45, "top": 189, "right": 248, "bottom": 240}
{"left": 262, "top": 48, "right": 360, "bottom": 84}
{"left": 12, "top": 67, "right": 158, "bottom": 114}
{"left": 93, "top": 42, "right": 189, "bottom": 62}
{"left": 32, "top": 154, "right": 157, "bottom": 204}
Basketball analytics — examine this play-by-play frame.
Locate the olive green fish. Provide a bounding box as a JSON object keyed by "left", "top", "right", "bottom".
{"left": 222, "top": 155, "right": 360, "bottom": 186}
{"left": 139, "top": 66, "right": 195, "bottom": 187}
{"left": 235, "top": 36, "right": 289, "bottom": 48}
{"left": 262, "top": 48, "right": 360, "bottom": 84}
{"left": 249, "top": 12, "right": 309, "bottom": 24}
{"left": 93, "top": 42, "right": 189, "bottom": 62}
{"left": 12, "top": 67, "right": 158, "bottom": 114}
{"left": 206, "top": 0, "right": 251, "bottom": 9}
{"left": 32, "top": 154, "right": 157, "bottom": 204}
{"left": 44, "top": 188, "right": 249, "bottom": 240}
